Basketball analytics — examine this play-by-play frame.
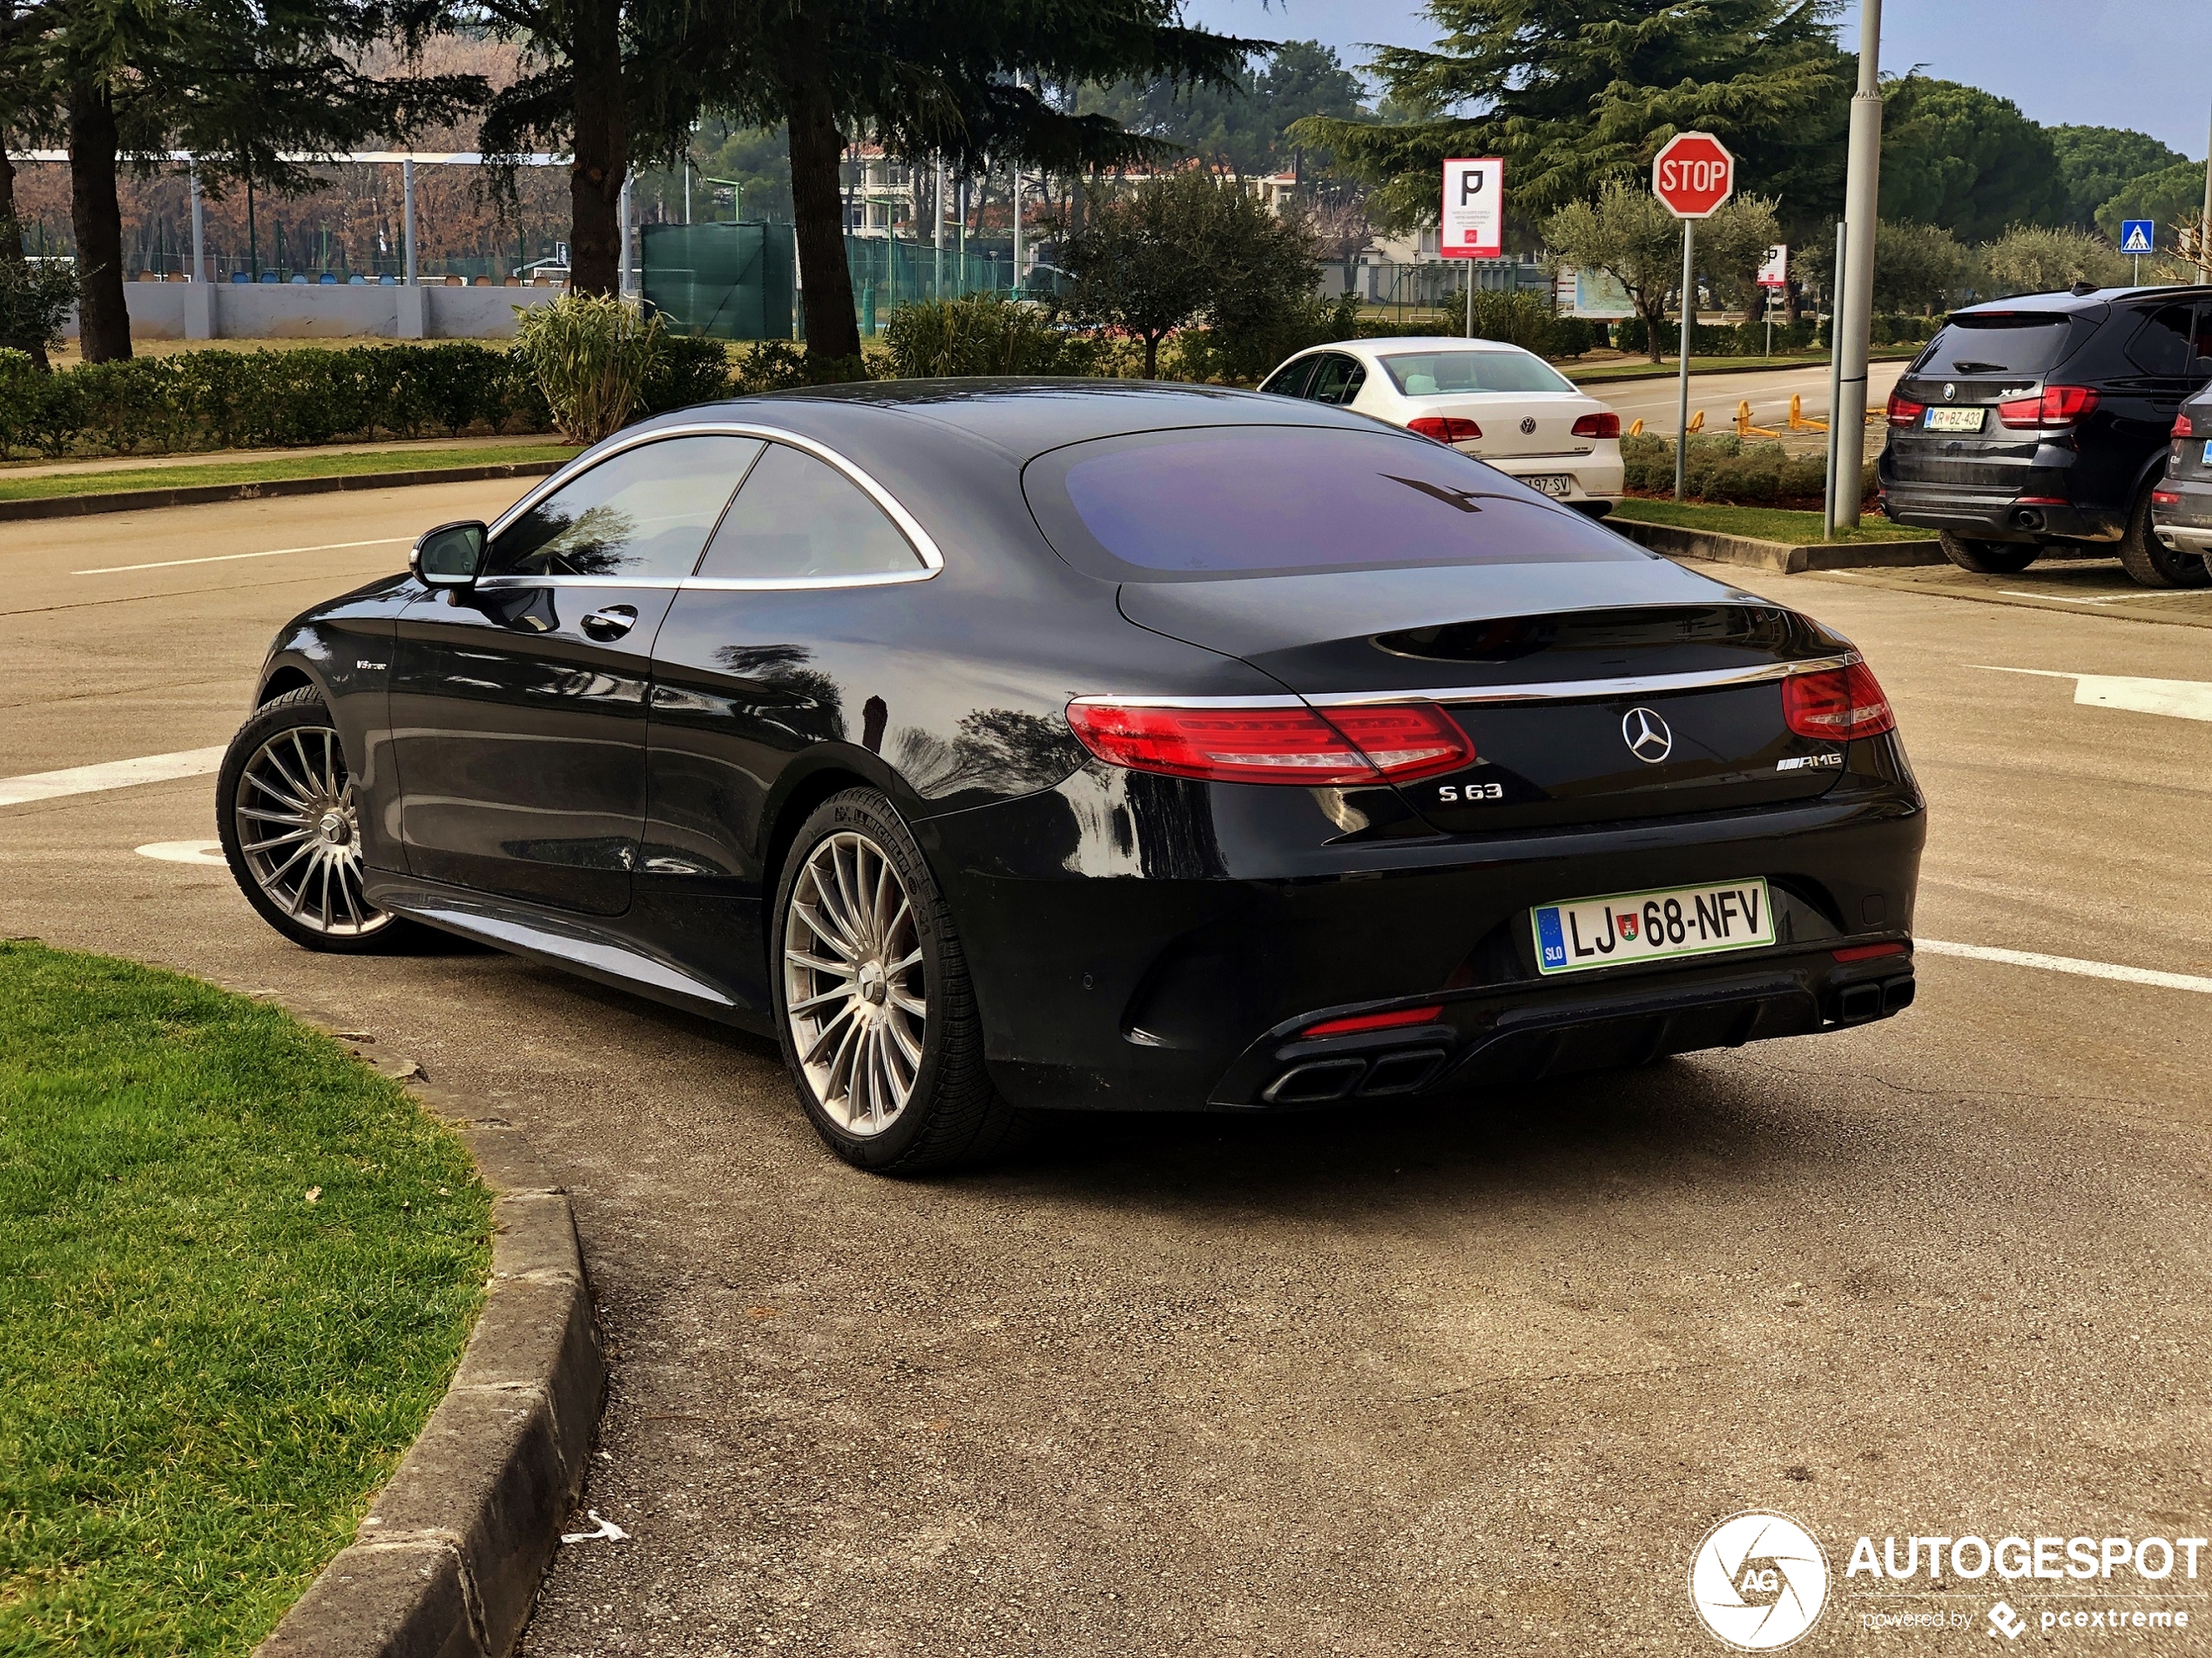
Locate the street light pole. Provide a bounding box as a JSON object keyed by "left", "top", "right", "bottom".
{"left": 1831, "top": 0, "right": 1885, "bottom": 530}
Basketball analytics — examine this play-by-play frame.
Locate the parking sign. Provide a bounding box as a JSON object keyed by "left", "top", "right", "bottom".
{"left": 1440, "top": 159, "right": 1504, "bottom": 259}
{"left": 2121, "top": 219, "right": 2155, "bottom": 255}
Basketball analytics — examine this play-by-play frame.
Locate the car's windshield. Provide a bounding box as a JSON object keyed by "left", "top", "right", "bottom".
{"left": 1379, "top": 351, "right": 1576, "bottom": 396}
{"left": 1913, "top": 314, "right": 2086, "bottom": 377}
{"left": 1023, "top": 426, "right": 1639, "bottom": 583}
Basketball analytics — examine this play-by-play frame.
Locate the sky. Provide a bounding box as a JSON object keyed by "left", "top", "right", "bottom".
{"left": 1179, "top": 0, "right": 2212, "bottom": 158}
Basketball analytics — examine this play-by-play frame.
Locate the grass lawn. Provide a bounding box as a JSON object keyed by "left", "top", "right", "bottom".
{"left": 1608, "top": 496, "right": 1939, "bottom": 545}
{"left": 0, "top": 441, "right": 577, "bottom": 504}
{"left": 0, "top": 941, "right": 491, "bottom": 1655}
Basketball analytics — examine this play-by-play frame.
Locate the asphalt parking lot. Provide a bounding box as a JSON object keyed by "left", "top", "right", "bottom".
{"left": 5, "top": 481, "right": 2210, "bottom": 1655}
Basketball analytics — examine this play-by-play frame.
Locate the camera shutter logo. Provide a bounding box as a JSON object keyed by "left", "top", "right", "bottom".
{"left": 1688, "top": 1512, "right": 1830, "bottom": 1650}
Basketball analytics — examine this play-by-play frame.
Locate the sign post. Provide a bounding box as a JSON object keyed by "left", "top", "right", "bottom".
{"left": 2121, "top": 219, "right": 2154, "bottom": 284}
{"left": 1652, "top": 131, "right": 1736, "bottom": 502}
{"left": 1757, "top": 244, "right": 1787, "bottom": 357}
{"left": 1441, "top": 158, "right": 1504, "bottom": 337}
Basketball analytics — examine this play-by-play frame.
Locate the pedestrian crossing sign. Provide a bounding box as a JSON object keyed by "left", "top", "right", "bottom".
{"left": 2121, "top": 219, "right": 2155, "bottom": 255}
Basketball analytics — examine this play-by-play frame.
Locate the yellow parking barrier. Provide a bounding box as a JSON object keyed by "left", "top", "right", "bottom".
{"left": 1736, "top": 399, "right": 1780, "bottom": 439}
{"left": 1628, "top": 417, "right": 1645, "bottom": 437}
{"left": 1686, "top": 408, "right": 1705, "bottom": 434}
{"left": 1787, "top": 393, "right": 1827, "bottom": 433}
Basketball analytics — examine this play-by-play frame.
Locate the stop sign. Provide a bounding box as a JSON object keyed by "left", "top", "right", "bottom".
{"left": 1652, "top": 132, "right": 1735, "bottom": 219}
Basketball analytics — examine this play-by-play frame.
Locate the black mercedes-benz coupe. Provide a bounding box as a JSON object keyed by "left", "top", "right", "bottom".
{"left": 218, "top": 381, "right": 1925, "bottom": 1172}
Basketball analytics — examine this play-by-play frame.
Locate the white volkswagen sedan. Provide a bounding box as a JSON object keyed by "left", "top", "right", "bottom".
{"left": 1259, "top": 336, "right": 1624, "bottom": 515}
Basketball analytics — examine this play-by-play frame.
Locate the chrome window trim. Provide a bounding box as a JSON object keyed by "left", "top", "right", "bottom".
{"left": 1069, "top": 655, "right": 1860, "bottom": 713}
{"left": 483, "top": 420, "right": 944, "bottom": 586}
{"left": 1305, "top": 653, "right": 1861, "bottom": 708}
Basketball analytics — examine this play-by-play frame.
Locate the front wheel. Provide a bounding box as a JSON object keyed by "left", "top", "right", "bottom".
{"left": 2116, "top": 482, "right": 2211, "bottom": 588}
{"left": 1938, "top": 530, "right": 2039, "bottom": 575}
{"left": 217, "top": 687, "right": 417, "bottom": 952}
{"left": 772, "top": 788, "right": 1019, "bottom": 1174}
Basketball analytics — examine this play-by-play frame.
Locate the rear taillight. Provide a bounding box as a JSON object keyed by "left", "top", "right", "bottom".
{"left": 1065, "top": 699, "right": 1475, "bottom": 786}
{"left": 1782, "top": 662, "right": 1896, "bottom": 743}
{"left": 2174, "top": 412, "right": 2195, "bottom": 439}
{"left": 1302, "top": 1004, "right": 1445, "bottom": 1038}
{"left": 1571, "top": 411, "right": 1621, "bottom": 439}
{"left": 1886, "top": 392, "right": 1925, "bottom": 428}
{"left": 1408, "top": 415, "right": 1481, "bottom": 444}
{"left": 2154, "top": 489, "right": 2182, "bottom": 505}
{"left": 1998, "top": 385, "right": 2098, "bottom": 428}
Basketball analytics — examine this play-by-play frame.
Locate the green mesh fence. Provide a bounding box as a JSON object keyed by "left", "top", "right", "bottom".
{"left": 642, "top": 222, "right": 796, "bottom": 340}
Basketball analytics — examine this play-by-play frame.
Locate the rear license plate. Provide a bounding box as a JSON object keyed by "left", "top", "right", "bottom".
{"left": 2201, "top": 439, "right": 2212, "bottom": 466}
{"left": 1532, "top": 879, "right": 1775, "bottom": 975}
{"left": 1924, "top": 406, "right": 1984, "bottom": 433}
{"left": 1522, "top": 474, "right": 1575, "bottom": 499}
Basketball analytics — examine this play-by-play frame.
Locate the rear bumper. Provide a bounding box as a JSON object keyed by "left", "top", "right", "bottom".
{"left": 2152, "top": 477, "right": 2212, "bottom": 552}
{"left": 1476, "top": 450, "right": 1622, "bottom": 503}
{"left": 915, "top": 751, "right": 1925, "bottom": 1113}
{"left": 1878, "top": 482, "right": 2120, "bottom": 543}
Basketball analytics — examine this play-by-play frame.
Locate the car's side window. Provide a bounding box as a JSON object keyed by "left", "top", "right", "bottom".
{"left": 1306, "top": 354, "right": 1366, "bottom": 406}
{"left": 2189, "top": 305, "right": 2212, "bottom": 383}
{"left": 2125, "top": 305, "right": 2195, "bottom": 377}
{"left": 1260, "top": 358, "right": 1318, "bottom": 399}
{"left": 488, "top": 435, "right": 765, "bottom": 579}
{"left": 692, "top": 442, "right": 925, "bottom": 581}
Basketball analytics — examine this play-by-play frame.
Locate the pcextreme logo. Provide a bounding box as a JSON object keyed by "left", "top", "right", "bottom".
{"left": 1689, "top": 1511, "right": 1831, "bottom": 1650}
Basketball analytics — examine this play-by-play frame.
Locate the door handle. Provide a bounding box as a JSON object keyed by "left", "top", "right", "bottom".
{"left": 581, "top": 604, "right": 638, "bottom": 641}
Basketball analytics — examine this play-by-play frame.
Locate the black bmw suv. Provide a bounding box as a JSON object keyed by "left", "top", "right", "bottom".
{"left": 1878, "top": 286, "right": 2212, "bottom": 586}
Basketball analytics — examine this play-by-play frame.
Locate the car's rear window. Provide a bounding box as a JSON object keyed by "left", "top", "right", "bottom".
{"left": 1912, "top": 313, "right": 2087, "bottom": 377}
{"left": 1022, "top": 425, "right": 1641, "bottom": 583}
{"left": 1379, "top": 350, "right": 1575, "bottom": 395}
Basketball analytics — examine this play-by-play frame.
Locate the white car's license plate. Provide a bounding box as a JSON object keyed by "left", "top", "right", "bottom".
{"left": 1522, "top": 474, "right": 1575, "bottom": 499}
{"left": 1532, "top": 879, "right": 1775, "bottom": 975}
{"left": 1923, "top": 406, "right": 1984, "bottom": 433}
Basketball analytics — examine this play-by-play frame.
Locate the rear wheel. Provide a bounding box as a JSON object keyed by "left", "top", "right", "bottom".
{"left": 772, "top": 788, "right": 1019, "bottom": 1175}
{"left": 2116, "top": 481, "right": 2210, "bottom": 588}
{"left": 217, "top": 688, "right": 418, "bottom": 952}
{"left": 1938, "top": 530, "right": 2039, "bottom": 575}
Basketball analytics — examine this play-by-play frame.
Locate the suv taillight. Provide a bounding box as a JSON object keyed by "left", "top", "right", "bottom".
{"left": 2175, "top": 412, "right": 2195, "bottom": 439}
{"left": 1998, "top": 385, "right": 2098, "bottom": 428}
{"left": 1571, "top": 411, "right": 1621, "bottom": 439}
{"left": 1886, "top": 392, "right": 1926, "bottom": 428}
{"left": 1781, "top": 663, "right": 1896, "bottom": 743}
{"left": 1064, "top": 698, "right": 1475, "bottom": 785}
{"left": 1408, "top": 415, "right": 1481, "bottom": 444}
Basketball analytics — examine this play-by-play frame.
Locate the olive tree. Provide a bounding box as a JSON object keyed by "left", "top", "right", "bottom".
{"left": 1543, "top": 183, "right": 1777, "bottom": 362}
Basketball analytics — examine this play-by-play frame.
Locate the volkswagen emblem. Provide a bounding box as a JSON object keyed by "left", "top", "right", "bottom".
{"left": 1943, "top": 382, "right": 1956, "bottom": 401}
{"left": 1520, "top": 416, "right": 1538, "bottom": 435}
{"left": 1622, "top": 706, "right": 1673, "bottom": 764}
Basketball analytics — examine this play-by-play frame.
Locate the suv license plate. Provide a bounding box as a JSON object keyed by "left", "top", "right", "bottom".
{"left": 1522, "top": 474, "right": 1575, "bottom": 498}
{"left": 1533, "top": 879, "right": 1775, "bottom": 975}
{"left": 1924, "top": 406, "right": 1984, "bottom": 433}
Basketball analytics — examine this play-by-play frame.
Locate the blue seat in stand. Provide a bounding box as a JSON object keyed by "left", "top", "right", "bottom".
{"left": 319, "top": 272, "right": 338, "bottom": 284}
{"left": 348, "top": 274, "right": 368, "bottom": 285}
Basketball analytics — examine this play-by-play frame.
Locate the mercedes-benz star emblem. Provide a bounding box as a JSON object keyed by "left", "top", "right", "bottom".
{"left": 1622, "top": 706, "right": 1673, "bottom": 764}
{"left": 1520, "top": 415, "right": 1538, "bottom": 435}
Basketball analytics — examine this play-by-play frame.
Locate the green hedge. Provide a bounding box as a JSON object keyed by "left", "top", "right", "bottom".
{"left": 0, "top": 336, "right": 735, "bottom": 462}
{"left": 1622, "top": 431, "right": 1876, "bottom": 506}
{"left": 1613, "top": 314, "right": 1939, "bottom": 357}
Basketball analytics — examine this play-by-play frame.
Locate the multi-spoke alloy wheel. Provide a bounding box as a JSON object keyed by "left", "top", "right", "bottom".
{"left": 234, "top": 725, "right": 386, "bottom": 937}
{"left": 217, "top": 688, "right": 408, "bottom": 953}
{"left": 782, "top": 829, "right": 927, "bottom": 1136}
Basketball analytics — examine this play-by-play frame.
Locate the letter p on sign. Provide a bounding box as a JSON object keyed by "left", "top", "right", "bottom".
{"left": 1440, "top": 158, "right": 1504, "bottom": 258}
{"left": 1652, "top": 132, "right": 1735, "bottom": 219}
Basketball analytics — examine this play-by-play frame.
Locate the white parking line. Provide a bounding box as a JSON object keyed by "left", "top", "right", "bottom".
{"left": 0, "top": 746, "right": 229, "bottom": 806}
{"left": 75, "top": 536, "right": 409, "bottom": 576}
{"left": 1919, "top": 939, "right": 2212, "bottom": 995}
{"left": 138, "top": 839, "right": 228, "bottom": 865}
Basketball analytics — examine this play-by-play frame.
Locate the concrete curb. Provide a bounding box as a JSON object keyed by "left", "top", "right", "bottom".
{"left": 0, "top": 460, "right": 565, "bottom": 522}
{"left": 254, "top": 1065, "right": 603, "bottom": 1658}
{"left": 1610, "top": 515, "right": 1946, "bottom": 575}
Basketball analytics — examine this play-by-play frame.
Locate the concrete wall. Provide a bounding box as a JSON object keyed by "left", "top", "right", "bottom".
{"left": 68, "top": 282, "right": 561, "bottom": 341}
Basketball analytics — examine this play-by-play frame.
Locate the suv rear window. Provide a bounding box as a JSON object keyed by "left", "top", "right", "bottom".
{"left": 1022, "top": 425, "right": 1640, "bottom": 583}
{"left": 1913, "top": 313, "right": 2087, "bottom": 378}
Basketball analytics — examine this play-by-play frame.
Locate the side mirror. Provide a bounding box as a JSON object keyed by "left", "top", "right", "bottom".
{"left": 411, "top": 520, "right": 487, "bottom": 590}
